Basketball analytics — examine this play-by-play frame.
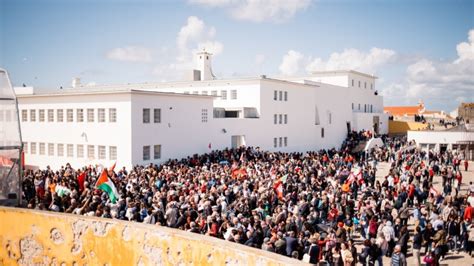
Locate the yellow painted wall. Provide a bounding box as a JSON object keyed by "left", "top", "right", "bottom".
{"left": 388, "top": 120, "right": 429, "bottom": 134}
{"left": 0, "top": 207, "right": 304, "bottom": 266}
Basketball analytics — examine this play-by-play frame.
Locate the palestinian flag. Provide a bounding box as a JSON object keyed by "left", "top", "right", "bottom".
{"left": 96, "top": 168, "right": 119, "bottom": 203}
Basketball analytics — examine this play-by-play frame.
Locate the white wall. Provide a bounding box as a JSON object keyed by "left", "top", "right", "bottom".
{"left": 18, "top": 93, "right": 132, "bottom": 169}
{"left": 130, "top": 93, "right": 217, "bottom": 166}
{"left": 408, "top": 130, "right": 474, "bottom": 145}
{"left": 352, "top": 112, "right": 389, "bottom": 134}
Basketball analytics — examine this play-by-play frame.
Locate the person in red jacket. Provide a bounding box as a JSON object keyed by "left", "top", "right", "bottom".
{"left": 464, "top": 202, "right": 473, "bottom": 223}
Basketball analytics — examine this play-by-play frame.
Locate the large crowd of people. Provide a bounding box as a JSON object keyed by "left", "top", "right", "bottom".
{"left": 21, "top": 131, "right": 474, "bottom": 265}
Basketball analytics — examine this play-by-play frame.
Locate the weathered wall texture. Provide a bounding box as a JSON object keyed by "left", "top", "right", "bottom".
{"left": 0, "top": 207, "right": 304, "bottom": 266}
{"left": 388, "top": 120, "right": 429, "bottom": 134}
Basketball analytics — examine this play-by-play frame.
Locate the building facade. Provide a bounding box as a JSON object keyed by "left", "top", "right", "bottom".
{"left": 15, "top": 52, "right": 388, "bottom": 169}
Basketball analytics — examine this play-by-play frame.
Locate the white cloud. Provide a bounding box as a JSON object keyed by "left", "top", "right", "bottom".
{"left": 152, "top": 16, "right": 224, "bottom": 81}
{"left": 382, "top": 28, "right": 474, "bottom": 110}
{"left": 306, "top": 47, "right": 396, "bottom": 74}
{"left": 455, "top": 29, "right": 474, "bottom": 62}
{"left": 279, "top": 50, "right": 304, "bottom": 75}
{"left": 106, "top": 46, "right": 152, "bottom": 62}
{"left": 189, "top": 0, "right": 312, "bottom": 23}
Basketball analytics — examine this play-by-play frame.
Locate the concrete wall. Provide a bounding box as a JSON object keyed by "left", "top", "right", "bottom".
{"left": 0, "top": 207, "right": 303, "bottom": 266}
{"left": 407, "top": 130, "right": 474, "bottom": 145}
{"left": 388, "top": 120, "right": 429, "bottom": 134}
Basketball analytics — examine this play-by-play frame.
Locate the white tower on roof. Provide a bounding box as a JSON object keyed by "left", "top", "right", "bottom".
{"left": 196, "top": 49, "right": 215, "bottom": 81}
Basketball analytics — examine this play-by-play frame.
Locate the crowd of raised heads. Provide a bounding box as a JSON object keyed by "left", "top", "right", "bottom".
{"left": 21, "top": 130, "right": 474, "bottom": 266}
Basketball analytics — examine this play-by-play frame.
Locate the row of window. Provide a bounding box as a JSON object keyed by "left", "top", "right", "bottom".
{"left": 352, "top": 103, "right": 374, "bottom": 113}
{"left": 143, "top": 145, "right": 162, "bottom": 161}
{"left": 351, "top": 79, "right": 373, "bottom": 90}
{"left": 21, "top": 108, "right": 117, "bottom": 123}
{"left": 143, "top": 108, "right": 161, "bottom": 123}
{"left": 24, "top": 142, "right": 117, "bottom": 160}
{"left": 184, "top": 90, "right": 238, "bottom": 100}
{"left": 273, "top": 114, "right": 288, "bottom": 124}
{"left": 273, "top": 90, "right": 288, "bottom": 101}
{"left": 273, "top": 137, "right": 288, "bottom": 148}
{"left": 202, "top": 109, "right": 208, "bottom": 123}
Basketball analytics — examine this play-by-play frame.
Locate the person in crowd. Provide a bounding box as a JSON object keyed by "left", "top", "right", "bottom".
{"left": 20, "top": 132, "right": 474, "bottom": 264}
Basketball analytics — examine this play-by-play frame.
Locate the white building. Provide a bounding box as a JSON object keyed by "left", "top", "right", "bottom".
{"left": 15, "top": 51, "right": 388, "bottom": 169}
{"left": 407, "top": 124, "right": 474, "bottom": 159}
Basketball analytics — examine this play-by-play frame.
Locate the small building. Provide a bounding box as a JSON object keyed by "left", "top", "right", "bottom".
{"left": 458, "top": 102, "right": 474, "bottom": 123}
{"left": 407, "top": 124, "right": 474, "bottom": 160}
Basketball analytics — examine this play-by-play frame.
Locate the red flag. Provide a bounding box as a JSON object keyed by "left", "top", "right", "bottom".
{"left": 208, "top": 143, "right": 212, "bottom": 149}
{"left": 77, "top": 172, "right": 86, "bottom": 192}
{"left": 274, "top": 180, "right": 284, "bottom": 199}
{"left": 232, "top": 167, "right": 247, "bottom": 180}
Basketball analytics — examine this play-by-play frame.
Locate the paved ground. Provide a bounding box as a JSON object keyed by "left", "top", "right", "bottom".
{"left": 350, "top": 160, "right": 474, "bottom": 265}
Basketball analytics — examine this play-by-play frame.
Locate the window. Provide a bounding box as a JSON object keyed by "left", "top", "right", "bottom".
{"left": 358, "top": 81, "right": 361, "bottom": 88}
{"left": 38, "top": 110, "right": 45, "bottom": 122}
{"left": 109, "top": 146, "right": 117, "bottom": 160}
{"left": 364, "top": 104, "right": 367, "bottom": 113}
{"left": 30, "top": 110, "right": 36, "bottom": 122}
{"left": 328, "top": 112, "right": 332, "bottom": 124}
{"left": 154, "top": 145, "right": 161, "bottom": 159}
{"left": 109, "top": 108, "right": 117, "bottom": 122}
{"left": 48, "top": 109, "right": 54, "bottom": 122}
{"left": 221, "top": 90, "right": 227, "bottom": 100}
{"left": 67, "top": 144, "right": 74, "bottom": 157}
{"left": 274, "top": 114, "right": 277, "bottom": 124}
{"left": 358, "top": 104, "right": 361, "bottom": 111}
{"left": 371, "top": 83, "right": 373, "bottom": 90}
{"left": 21, "top": 110, "right": 27, "bottom": 122}
{"left": 273, "top": 138, "right": 277, "bottom": 148}
{"left": 67, "top": 109, "right": 73, "bottom": 122}
{"left": 76, "top": 109, "right": 84, "bottom": 122}
{"left": 202, "top": 91, "right": 208, "bottom": 95}
{"left": 274, "top": 90, "right": 277, "bottom": 101}
{"left": 370, "top": 105, "right": 373, "bottom": 113}
{"left": 77, "top": 145, "right": 84, "bottom": 158}
{"left": 211, "top": 90, "right": 217, "bottom": 96}
{"left": 98, "top": 145, "right": 106, "bottom": 159}
{"left": 31, "top": 142, "right": 36, "bottom": 154}
{"left": 87, "top": 145, "right": 94, "bottom": 159}
{"left": 57, "top": 144, "right": 64, "bottom": 157}
{"left": 279, "top": 91, "right": 282, "bottom": 101}
{"left": 284, "top": 114, "right": 288, "bottom": 124}
{"left": 193, "top": 91, "right": 199, "bottom": 95}
{"left": 352, "top": 103, "right": 354, "bottom": 110}
{"left": 39, "top": 143, "right": 45, "bottom": 155}
{"left": 57, "top": 109, "right": 63, "bottom": 122}
{"left": 351, "top": 79, "right": 354, "bottom": 86}
{"left": 48, "top": 143, "right": 54, "bottom": 156}
{"left": 321, "top": 128, "right": 325, "bottom": 138}
{"left": 279, "top": 137, "right": 282, "bottom": 147}
{"left": 284, "top": 137, "right": 288, "bottom": 147}
{"left": 184, "top": 91, "right": 190, "bottom": 94}
{"left": 230, "top": 90, "right": 237, "bottom": 100}
{"left": 98, "top": 108, "right": 105, "bottom": 122}
{"left": 284, "top": 91, "right": 288, "bottom": 101}
{"left": 154, "top": 108, "right": 161, "bottom": 123}
{"left": 143, "top": 146, "right": 150, "bottom": 161}
{"left": 87, "top": 109, "right": 94, "bottom": 122}
{"left": 279, "top": 114, "right": 282, "bottom": 124}
{"left": 364, "top": 82, "right": 367, "bottom": 89}
{"left": 143, "top": 108, "right": 150, "bottom": 123}
{"left": 202, "top": 109, "right": 208, "bottom": 123}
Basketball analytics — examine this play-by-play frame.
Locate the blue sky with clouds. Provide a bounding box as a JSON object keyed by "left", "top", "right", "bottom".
{"left": 1, "top": 0, "right": 473, "bottom": 111}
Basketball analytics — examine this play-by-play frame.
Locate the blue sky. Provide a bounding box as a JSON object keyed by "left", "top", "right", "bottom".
{"left": 1, "top": 0, "right": 473, "bottom": 111}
